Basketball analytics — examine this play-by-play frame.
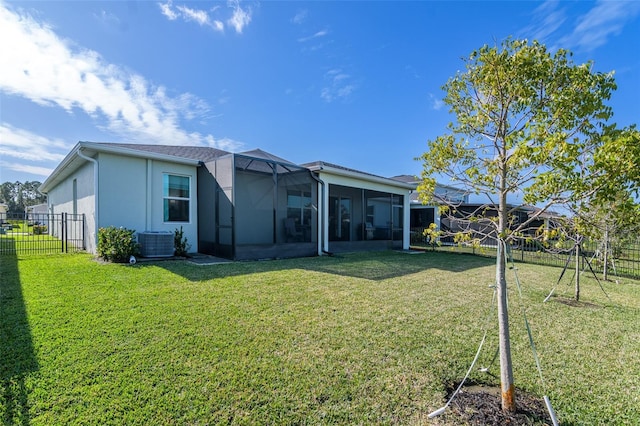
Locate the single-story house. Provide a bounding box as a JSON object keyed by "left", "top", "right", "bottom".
{"left": 39, "top": 142, "right": 414, "bottom": 260}
{"left": 26, "top": 203, "right": 49, "bottom": 215}
{"left": 392, "top": 175, "right": 562, "bottom": 245}
{"left": 391, "top": 175, "right": 468, "bottom": 236}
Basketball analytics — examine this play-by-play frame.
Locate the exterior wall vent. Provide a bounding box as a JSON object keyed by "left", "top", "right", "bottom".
{"left": 138, "top": 231, "right": 174, "bottom": 257}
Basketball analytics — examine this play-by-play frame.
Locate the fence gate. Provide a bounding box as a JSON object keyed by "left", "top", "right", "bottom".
{"left": 0, "top": 213, "right": 85, "bottom": 255}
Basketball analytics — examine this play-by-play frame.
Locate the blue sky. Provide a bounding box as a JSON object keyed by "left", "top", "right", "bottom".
{"left": 1, "top": 0, "right": 639, "bottom": 185}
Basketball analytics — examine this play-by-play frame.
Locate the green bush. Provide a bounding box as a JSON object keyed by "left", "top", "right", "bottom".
{"left": 174, "top": 226, "right": 191, "bottom": 257}
{"left": 97, "top": 226, "right": 140, "bottom": 263}
{"left": 33, "top": 225, "right": 48, "bottom": 235}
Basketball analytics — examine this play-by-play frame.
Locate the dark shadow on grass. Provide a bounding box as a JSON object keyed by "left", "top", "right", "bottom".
{"left": 1, "top": 246, "right": 38, "bottom": 426}
{"left": 131, "top": 250, "right": 495, "bottom": 282}
{"left": 553, "top": 297, "right": 602, "bottom": 309}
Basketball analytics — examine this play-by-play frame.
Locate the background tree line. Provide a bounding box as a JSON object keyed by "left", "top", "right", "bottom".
{"left": 0, "top": 181, "right": 47, "bottom": 215}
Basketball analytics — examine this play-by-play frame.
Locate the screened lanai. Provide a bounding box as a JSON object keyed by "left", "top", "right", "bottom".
{"left": 197, "top": 152, "right": 318, "bottom": 260}
{"left": 327, "top": 184, "right": 404, "bottom": 252}
{"left": 302, "top": 161, "right": 413, "bottom": 254}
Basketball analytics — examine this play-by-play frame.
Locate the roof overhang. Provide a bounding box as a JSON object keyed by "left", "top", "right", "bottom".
{"left": 39, "top": 141, "right": 200, "bottom": 193}
{"left": 305, "top": 162, "right": 415, "bottom": 191}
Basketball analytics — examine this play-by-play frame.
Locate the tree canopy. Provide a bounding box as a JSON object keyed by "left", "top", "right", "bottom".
{"left": 418, "top": 38, "right": 622, "bottom": 237}
{"left": 0, "top": 181, "right": 46, "bottom": 214}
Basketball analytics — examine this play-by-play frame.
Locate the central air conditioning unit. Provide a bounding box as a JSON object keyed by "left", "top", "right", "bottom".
{"left": 138, "top": 231, "right": 174, "bottom": 257}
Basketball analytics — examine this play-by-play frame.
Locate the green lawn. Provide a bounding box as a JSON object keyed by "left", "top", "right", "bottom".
{"left": 2, "top": 251, "right": 639, "bottom": 425}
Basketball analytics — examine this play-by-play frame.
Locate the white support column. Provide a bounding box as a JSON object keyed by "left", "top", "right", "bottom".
{"left": 322, "top": 182, "right": 330, "bottom": 254}
{"left": 403, "top": 193, "right": 411, "bottom": 250}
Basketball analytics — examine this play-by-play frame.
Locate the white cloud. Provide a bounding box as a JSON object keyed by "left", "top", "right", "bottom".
{"left": 0, "top": 124, "right": 72, "bottom": 177}
{"left": 560, "top": 0, "right": 640, "bottom": 51}
{"left": 0, "top": 124, "right": 70, "bottom": 163}
{"left": 298, "top": 29, "right": 329, "bottom": 43}
{"left": 525, "top": 0, "right": 640, "bottom": 52}
{"left": 0, "top": 161, "right": 54, "bottom": 178}
{"left": 159, "top": 1, "right": 179, "bottom": 20}
{"left": 0, "top": 3, "right": 234, "bottom": 151}
{"left": 227, "top": 0, "right": 252, "bottom": 34}
{"left": 158, "top": 1, "right": 226, "bottom": 32}
{"left": 524, "top": 0, "right": 567, "bottom": 43}
{"left": 210, "top": 136, "right": 244, "bottom": 152}
{"left": 428, "top": 93, "right": 444, "bottom": 111}
{"left": 291, "top": 9, "right": 308, "bottom": 25}
{"left": 177, "top": 4, "right": 210, "bottom": 26}
{"left": 158, "top": 0, "right": 253, "bottom": 34}
{"left": 321, "top": 69, "right": 356, "bottom": 103}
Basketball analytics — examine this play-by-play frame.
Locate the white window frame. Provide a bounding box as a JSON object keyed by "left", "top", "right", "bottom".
{"left": 163, "top": 173, "right": 191, "bottom": 223}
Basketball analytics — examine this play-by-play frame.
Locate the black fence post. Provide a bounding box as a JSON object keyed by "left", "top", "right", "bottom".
{"left": 61, "top": 212, "right": 66, "bottom": 253}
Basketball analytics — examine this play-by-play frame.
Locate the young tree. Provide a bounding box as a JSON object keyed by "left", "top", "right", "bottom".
{"left": 418, "top": 39, "right": 618, "bottom": 412}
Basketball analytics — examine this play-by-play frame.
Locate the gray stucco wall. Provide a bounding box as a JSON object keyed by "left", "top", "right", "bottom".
{"left": 47, "top": 161, "right": 96, "bottom": 252}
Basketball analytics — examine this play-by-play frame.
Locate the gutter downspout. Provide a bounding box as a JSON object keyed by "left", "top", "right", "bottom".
{"left": 76, "top": 148, "right": 99, "bottom": 252}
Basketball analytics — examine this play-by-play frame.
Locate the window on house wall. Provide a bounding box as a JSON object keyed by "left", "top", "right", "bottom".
{"left": 163, "top": 174, "right": 190, "bottom": 222}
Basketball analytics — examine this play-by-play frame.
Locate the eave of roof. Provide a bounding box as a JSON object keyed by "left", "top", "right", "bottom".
{"left": 39, "top": 142, "right": 210, "bottom": 193}
{"left": 303, "top": 161, "right": 415, "bottom": 190}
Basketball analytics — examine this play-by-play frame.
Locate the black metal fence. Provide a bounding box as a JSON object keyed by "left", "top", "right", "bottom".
{"left": 410, "top": 227, "right": 640, "bottom": 280}
{"left": 0, "top": 213, "right": 85, "bottom": 255}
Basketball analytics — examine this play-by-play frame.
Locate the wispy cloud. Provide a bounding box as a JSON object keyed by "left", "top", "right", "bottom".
{"left": 158, "top": 0, "right": 252, "bottom": 34}
{"left": 321, "top": 68, "right": 356, "bottom": 103}
{"left": 0, "top": 4, "right": 241, "bottom": 157}
{"left": 560, "top": 0, "right": 640, "bottom": 51}
{"left": 291, "top": 9, "right": 308, "bottom": 25}
{"left": 298, "top": 29, "right": 329, "bottom": 43}
{"left": 0, "top": 124, "right": 71, "bottom": 177}
{"left": 522, "top": 0, "right": 567, "bottom": 43}
{"left": 428, "top": 93, "right": 444, "bottom": 111}
{"left": 227, "top": 0, "right": 252, "bottom": 34}
{"left": 524, "top": 0, "right": 640, "bottom": 52}
{"left": 177, "top": 4, "right": 211, "bottom": 27}
{"left": 159, "top": 1, "right": 179, "bottom": 20}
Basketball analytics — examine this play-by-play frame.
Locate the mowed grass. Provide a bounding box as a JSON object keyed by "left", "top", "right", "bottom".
{"left": 1, "top": 251, "right": 639, "bottom": 425}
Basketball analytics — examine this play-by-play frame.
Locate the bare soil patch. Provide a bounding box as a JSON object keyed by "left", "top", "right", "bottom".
{"left": 440, "top": 382, "right": 553, "bottom": 425}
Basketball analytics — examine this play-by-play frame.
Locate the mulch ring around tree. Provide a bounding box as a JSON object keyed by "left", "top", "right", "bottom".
{"left": 438, "top": 381, "right": 554, "bottom": 425}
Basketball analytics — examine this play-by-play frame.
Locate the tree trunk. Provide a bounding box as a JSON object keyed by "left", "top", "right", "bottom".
{"left": 496, "top": 240, "right": 515, "bottom": 411}
{"left": 496, "top": 149, "right": 515, "bottom": 412}
{"left": 575, "top": 242, "right": 581, "bottom": 302}
{"left": 603, "top": 227, "right": 609, "bottom": 281}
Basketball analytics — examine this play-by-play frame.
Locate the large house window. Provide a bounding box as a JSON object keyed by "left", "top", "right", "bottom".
{"left": 164, "top": 174, "right": 190, "bottom": 222}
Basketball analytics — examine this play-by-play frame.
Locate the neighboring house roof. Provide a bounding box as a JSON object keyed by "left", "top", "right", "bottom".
{"left": 389, "top": 174, "right": 418, "bottom": 184}
{"left": 26, "top": 203, "right": 48, "bottom": 212}
{"left": 389, "top": 175, "right": 471, "bottom": 204}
